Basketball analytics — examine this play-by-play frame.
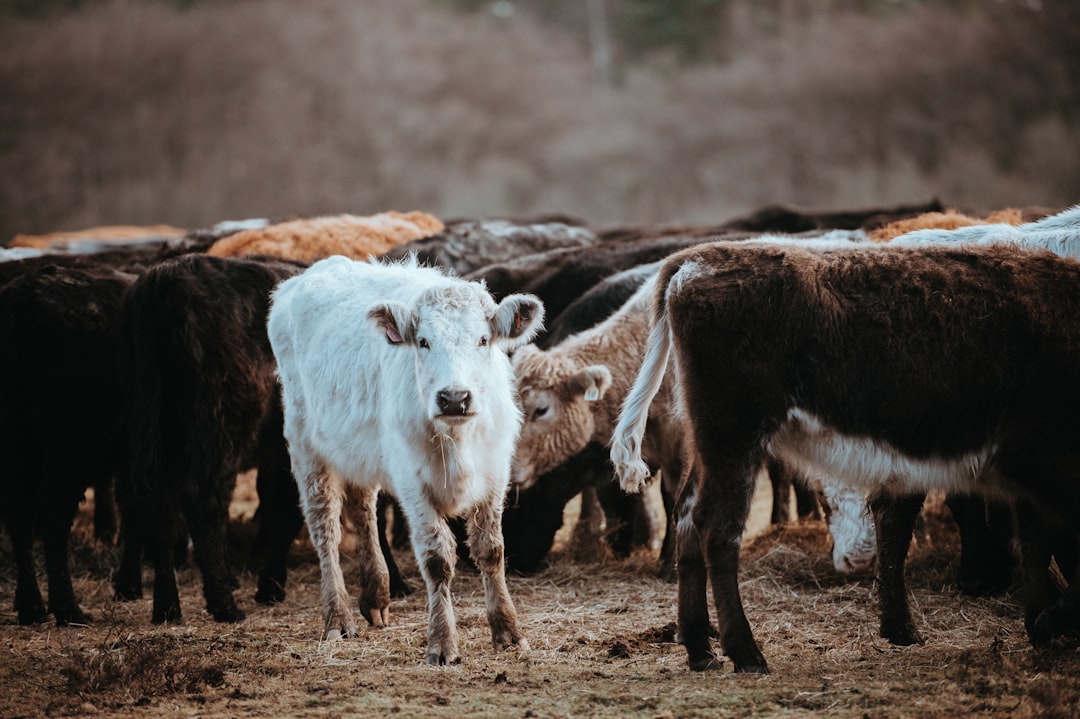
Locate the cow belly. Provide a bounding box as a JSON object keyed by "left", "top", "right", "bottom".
{"left": 769, "top": 408, "right": 999, "bottom": 497}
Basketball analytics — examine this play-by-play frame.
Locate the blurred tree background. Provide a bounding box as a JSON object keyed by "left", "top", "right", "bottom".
{"left": 1, "top": 0, "right": 1077, "bottom": 239}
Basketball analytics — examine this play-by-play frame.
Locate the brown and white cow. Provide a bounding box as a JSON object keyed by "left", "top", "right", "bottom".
{"left": 611, "top": 240, "right": 1080, "bottom": 673}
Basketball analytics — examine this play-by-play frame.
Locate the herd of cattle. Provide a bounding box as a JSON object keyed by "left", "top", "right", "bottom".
{"left": 2, "top": 199, "right": 1079, "bottom": 672}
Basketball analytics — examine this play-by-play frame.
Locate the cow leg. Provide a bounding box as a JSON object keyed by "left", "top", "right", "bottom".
{"left": 467, "top": 497, "right": 529, "bottom": 654}
{"left": 946, "top": 494, "right": 1015, "bottom": 597}
{"left": 179, "top": 472, "right": 243, "bottom": 623}
{"left": 376, "top": 493, "right": 412, "bottom": 598}
{"left": 767, "top": 458, "right": 793, "bottom": 524}
{"left": 793, "top": 476, "right": 821, "bottom": 520}
{"left": 42, "top": 488, "right": 90, "bottom": 626}
{"left": 405, "top": 505, "right": 460, "bottom": 665}
{"left": 656, "top": 464, "right": 678, "bottom": 582}
{"left": 1015, "top": 500, "right": 1080, "bottom": 645}
{"left": 296, "top": 457, "right": 356, "bottom": 640}
{"left": 112, "top": 499, "right": 144, "bottom": 601}
{"left": 697, "top": 460, "right": 769, "bottom": 674}
{"left": 111, "top": 462, "right": 145, "bottom": 600}
{"left": 673, "top": 473, "right": 720, "bottom": 671}
{"left": 149, "top": 492, "right": 183, "bottom": 624}
{"left": 92, "top": 475, "right": 118, "bottom": 545}
{"left": 570, "top": 485, "right": 607, "bottom": 561}
{"left": 342, "top": 484, "right": 391, "bottom": 628}
{"left": 870, "top": 491, "right": 926, "bottom": 646}
{"left": 253, "top": 438, "right": 305, "bottom": 605}
{"left": 8, "top": 513, "right": 47, "bottom": 625}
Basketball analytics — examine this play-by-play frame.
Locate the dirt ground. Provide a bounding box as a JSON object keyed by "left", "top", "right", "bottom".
{"left": 2, "top": 477, "right": 1079, "bottom": 719}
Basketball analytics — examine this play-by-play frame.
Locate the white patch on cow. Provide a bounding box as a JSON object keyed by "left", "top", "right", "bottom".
{"left": 770, "top": 408, "right": 998, "bottom": 498}
{"left": 736, "top": 231, "right": 871, "bottom": 250}
{"left": 818, "top": 478, "right": 878, "bottom": 574}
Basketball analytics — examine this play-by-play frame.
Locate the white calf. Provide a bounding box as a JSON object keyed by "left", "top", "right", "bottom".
{"left": 268, "top": 255, "right": 543, "bottom": 665}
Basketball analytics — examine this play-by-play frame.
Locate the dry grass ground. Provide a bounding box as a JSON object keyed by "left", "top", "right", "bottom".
{"left": 2, "top": 479, "right": 1080, "bottom": 719}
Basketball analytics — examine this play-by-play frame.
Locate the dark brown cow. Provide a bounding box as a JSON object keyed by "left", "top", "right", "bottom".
{"left": 114, "top": 254, "right": 311, "bottom": 623}
{"left": 0, "top": 263, "right": 135, "bottom": 625}
{"left": 719, "top": 199, "right": 943, "bottom": 234}
{"left": 611, "top": 240, "right": 1080, "bottom": 673}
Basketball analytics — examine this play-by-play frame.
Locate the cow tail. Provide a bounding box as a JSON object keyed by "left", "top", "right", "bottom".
{"left": 120, "top": 280, "right": 165, "bottom": 502}
{"left": 610, "top": 287, "right": 672, "bottom": 495}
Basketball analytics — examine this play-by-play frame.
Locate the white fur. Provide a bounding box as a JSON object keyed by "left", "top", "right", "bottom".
{"left": 268, "top": 254, "right": 541, "bottom": 661}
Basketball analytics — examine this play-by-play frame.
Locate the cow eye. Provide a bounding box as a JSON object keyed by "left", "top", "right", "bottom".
{"left": 418, "top": 338, "right": 430, "bottom": 349}
{"left": 479, "top": 336, "right": 489, "bottom": 347}
{"left": 531, "top": 405, "right": 549, "bottom": 421}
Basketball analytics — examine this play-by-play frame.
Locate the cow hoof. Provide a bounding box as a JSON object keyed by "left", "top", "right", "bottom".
{"left": 426, "top": 647, "right": 461, "bottom": 666}
{"left": 16, "top": 604, "right": 49, "bottom": 626}
{"left": 210, "top": 605, "right": 245, "bottom": 623}
{"left": 733, "top": 658, "right": 769, "bottom": 674}
{"left": 1030, "top": 604, "right": 1080, "bottom": 647}
{"left": 688, "top": 654, "right": 724, "bottom": 672}
{"left": 492, "top": 631, "right": 529, "bottom": 653}
{"left": 323, "top": 616, "right": 358, "bottom": 641}
{"left": 881, "top": 621, "right": 924, "bottom": 646}
{"left": 151, "top": 605, "right": 183, "bottom": 625}
{"left": 113, "top": 584, "right": 143, "bottom": 602}
{"left": 254, "top": 582, "right": 286, "bottom": 605}
{"left": 53, "top": 607, "right": 92, "bottom": 627}
{"left": 361, "top": 606, "right": 390, "bottom": 628}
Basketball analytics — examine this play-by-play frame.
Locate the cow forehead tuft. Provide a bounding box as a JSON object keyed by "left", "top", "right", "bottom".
{"left": 417, "top": 282, "right": 496, "bottom": 314}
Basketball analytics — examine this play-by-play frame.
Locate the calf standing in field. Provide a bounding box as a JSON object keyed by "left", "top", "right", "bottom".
{"left": 611, "top": 241, "right": 1080, "bottom": 673}
{"left": 268, "top": 255, "right": 541, "bottom": 665}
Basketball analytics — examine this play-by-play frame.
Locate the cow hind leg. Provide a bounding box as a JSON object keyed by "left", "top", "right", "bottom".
{"left": 343, "top": 485, "right": 391, "bottom": 627}
{"left": 870, "top": 491, "right": 926, "bottom": 646}
{"left": 253, "top": 449, "right": 305, "bottom": 605}
{"left": 8, "top": 515, "right": 48, "bottom": 625}
{"left": 467, "top": 498, "right": 528, "bottom": 654}
{"left": 376, "top": 494, "right": 412, "bottom": 598}
{"left": 149, "top": 496, "right": 183, "bottom": 624}
{"left": 42, "top": 489, "right": 91, "bottom": 626}
{"left": 697, "top": 462, "right": 769, "bottom": 674}
{"left": 674, "top": 474, "right": 720, "bottom": 671}
{"left": 1015, "top": 501, "right": 1080, "bottom": 646}
{"left": 178, "top": 472, "right": 244, "bottom": 623}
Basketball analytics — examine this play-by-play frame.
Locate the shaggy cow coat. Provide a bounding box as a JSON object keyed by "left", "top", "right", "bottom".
{"left": 611, "top": 240, "right": 1080, "bottom": 673}
{"left": 0, "top": 263, "right": 135, "bottom": 625}
{"left": 268, "top": 255, "right": 542, "bottom": 665}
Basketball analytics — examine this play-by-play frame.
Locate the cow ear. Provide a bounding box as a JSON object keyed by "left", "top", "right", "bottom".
{"left": 368, "top": 301, "right": 414, "bottom": 345}
{"left": 567, "top": 364, "right": 612, "bottom": 402}
{"left": 493, "top": 294, "right": 544, "bottom": 349}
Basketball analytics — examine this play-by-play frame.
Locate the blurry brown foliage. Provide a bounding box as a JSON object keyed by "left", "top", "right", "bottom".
{"left": 0, "top": 0, "right": 1077, "bottom": 241}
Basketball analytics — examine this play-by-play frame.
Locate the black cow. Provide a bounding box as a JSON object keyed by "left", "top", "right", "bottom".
{"left": 0, "top": 263, "right": 135, "bottom": 625}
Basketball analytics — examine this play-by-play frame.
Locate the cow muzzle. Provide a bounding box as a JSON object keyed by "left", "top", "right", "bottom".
{"left": 435, "top": 389, "right": 473, "bottom": 425}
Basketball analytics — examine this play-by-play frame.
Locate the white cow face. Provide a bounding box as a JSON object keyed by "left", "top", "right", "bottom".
{"left": 509, "top": 344, "right": 613, "bottom": 489}
{"left": 819, "top": 480, "right": 878, "bottom": 575}
{"left": 369, "top": 285, "right": 543, "bottom": 427}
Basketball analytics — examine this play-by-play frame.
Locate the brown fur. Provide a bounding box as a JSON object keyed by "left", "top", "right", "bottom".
{"left": 868, "top": 208, "right": 1023, "bottom": 242}
{"left": 206, "top": 211, "right": 444, "bottom": 261}
{"left": 632, "top": 240, "right": 1080, "bottom": 673}
{"left": 10, "top": 224, "right": 186, "bottom": 248}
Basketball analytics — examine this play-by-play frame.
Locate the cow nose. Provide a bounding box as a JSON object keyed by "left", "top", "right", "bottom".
{"left": 840, "top": 554, "right": 876, "bottom": 575}
{"left": 436, "top": 389, "right": 471, "bottom": 416}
